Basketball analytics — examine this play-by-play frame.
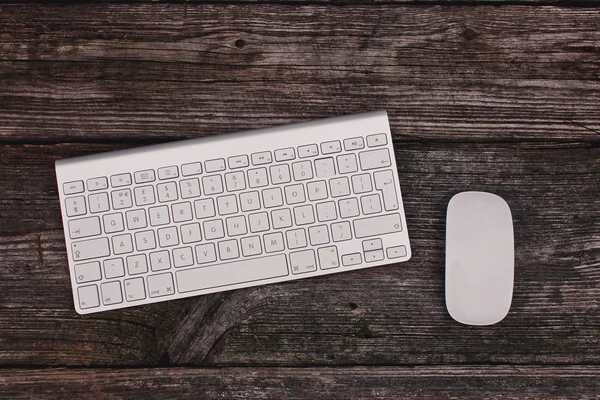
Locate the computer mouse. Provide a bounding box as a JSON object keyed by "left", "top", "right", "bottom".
{"left": 445, "top": 191, "right": 514, "bottom": 326}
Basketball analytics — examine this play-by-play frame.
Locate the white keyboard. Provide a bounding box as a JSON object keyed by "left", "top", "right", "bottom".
{"left": 56, "top": 111, "right": 412, "bottom": 314}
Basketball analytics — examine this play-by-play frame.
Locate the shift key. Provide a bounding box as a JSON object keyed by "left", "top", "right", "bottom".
{"left": 72, "top": 237, "right": 110, "bottom": 261}
{"left": 354, "top": 213, "right": 403, "bottom": 238}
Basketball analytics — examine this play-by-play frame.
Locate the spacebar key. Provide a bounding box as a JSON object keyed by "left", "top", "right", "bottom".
{"left": 176, "top": 254, "right": 289, "bottom": 293}
{"left": 354, "top": 213, "right": 403, "bottom": 238}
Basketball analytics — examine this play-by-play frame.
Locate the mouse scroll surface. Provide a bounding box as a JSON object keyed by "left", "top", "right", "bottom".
{"left": 445, "top": 192, "right": 514, "bottom": 326}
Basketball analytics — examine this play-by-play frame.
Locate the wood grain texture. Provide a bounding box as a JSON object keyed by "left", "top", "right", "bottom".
{"left": 1, "top": 142, "right": 598, "bottom": 366}
{"left": 1, "top": 366, "right": 600, "bottom": 399}
{"left": 1, "top": 5, "right": 600, "bottom": 143}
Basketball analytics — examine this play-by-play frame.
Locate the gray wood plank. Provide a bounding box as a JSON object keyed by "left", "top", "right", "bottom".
{"left": 0, "top": 142, "right": 598, "bottom": 366}
{"left": 1, "top": 5, "right": 599, "bottom": 143}
{"left": 1, "top": 366, "right": 600, "bottom": 399}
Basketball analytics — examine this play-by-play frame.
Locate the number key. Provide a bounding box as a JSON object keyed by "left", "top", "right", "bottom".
{"left": 111, "top": 189, "right": 133, "bottom": 210}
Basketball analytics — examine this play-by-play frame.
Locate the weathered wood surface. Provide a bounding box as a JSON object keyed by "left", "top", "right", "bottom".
{"left": 1, "top": 2, "right": 599, "bottom": 398}
{"left": 1, "top": 366, "right": 600, "bottom": 399}
{"left": 1, "top": 5, "right": 600, "bottom": 143}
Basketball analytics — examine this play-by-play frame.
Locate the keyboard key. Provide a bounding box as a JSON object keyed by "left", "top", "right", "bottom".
{"left": 228, "top": 155, "right": 249, "bottom": 169}
{"left": 361, "top": 194, "right": 382, "bottom": 215}
{"left": 135, "top": 230, "right": 156, "bottom": 251}
{"left": 87, "top": 177, "right": 108, "bottom": 191}
{"left": 157, "top": 182, "right": 178, "bottom": 202}
{"left": 110, "top": 173, "right": 132, "bottom": 188}
{"left": 112, "top": 233, "right": 134, "bottom": 255}
{"left": 286, "top": 228, "right": 307, "bottom": 249}
{"left": 352, "top": 173, "right": 373, "bottom": 194}
{"left": 338, "top": 198, "right": 360, "bottom": 218}
{"left": 284, "top": 184, "right": 306, "bottom": 205}
{"left": 134, "top": 169, "right": 155, "bottom": 184}
{"left": 270, "top": 165, "right": 291, "bottom": 185}
{"left": 158, "top": 226, "right": 179, "bottom": 247}
{"left": 127, "top": 254, "right": 148, "bottom": 275}
{"left": 314, "top": 158, "right": 335, "bottom": 178}
{"left": 103, "top": 213, "right": 124, "bottom": 234}
{"left": 68, "top": 216, "right": 101, "bottom": 239}
{"left": 104, "top": 258, "right": 125, "bottom": 279}
{"left": 308, "top": 225, "right": 329, "bottom": 246}
{"left": 126, "top": 209, "right": 147, "bottom": 230}
{"left": 318, "top": 246, "right": 339, "bottom": 270}
{"left": 181, "top": 162, "right": 203, "bottom": 176}
{"left": 63, "top": 180, "right": 84, "bottom": 195}
{"left": 226, "top": 215, "right": 247, "bottom": 236}
{"left": 148, "top": 273, "right": 175, "bottom": 298}
{"left": 353, "top": 213, "right": 403, "bottom": 238}
{"left": 240, "top": 191, "right": 261, "bottom": 212}
{"left": 72, "top": 237, "right": 110, "bottom": 261}
{"left": 292, "top": 160, "right": 313, "bottom": 181}
{"left": 101, "top": 281, "right": 123, "bottom": 305}
{"left": 362, "top": 238, "right": 383, "bottom": 251}
{"left": 374, "top": 170, "right": 399, "bottom": 211}
{"left": 75, "top": 261, "right": 102, "bottom": 283}
{"left": 342, "top": 253, "right": 362, "bottom": 266}
{"left": 290, "top": 249, "right": 317, "bottom": 274}
{"left": 329, "top": 177, "right": 351, "bottom": 198}
{"left": 262, "top": 187, "right": 284, "bottom": 208}
{"left": 195, "top": 243, "right": 217, "bottom": 264}
{"left": 180, "top": 178, "right": 201, "bottom": 199}
{"left": 307, "top": 180, "right": 328, "bottom": 201}
{"left": 149, "top": 205, "right": 170, "bottom": 226}
{"left": 173, "top": 247, "right": 194, "bottom": 268}
{"left": 124, "top": 277, "right": 146, "bottom": 301}
{"left": 218, "top": 239, "right": 240, "bottom": 260}
{"left": 180, "top": 223, "right": 202, "bottom": 244}
{"left": 202, "top": 175, "right": 224, "bottom": 195}
{"left": 78, "top": 285, "right": 100, "bottom": 309}
{"left": 343, "top": 137, "right": 365, "bottom": 151}
{"left": 336, "top": 154, "right": 358, "bottom": 174}
{"left": 294, "top": 204, "right": 315, "bottom": 226}
{"left": 316, "top": 201, "right": 337, "bottom": 222}
{"left": 298, "top": 144, "right": 318, "bottom": 158}
{"left": 150, "top": 250, "right": 171, "bottom": 271}
{"left": 225, "top": 171, "right": 246, "bottom": 192}
{"left": 88, "top": 193, "right": 109, "bottom": 213}
{"left": 111, "top": 189, "right": 133, "bottom": 209}
{"left": 331, "top": 221, "right": 352, "bottom": 242}
{"left": 364, "top": 249, "right": 385, "bottom": 262}
{"left": 217, "top": 194, "right": 238, "bottom": 215}
{"left": 249, "top": 212, "right": 270, "bottom": 233}
{"left": 134, "top": 186, "right": 155, "bottom": 206}
{"left": 264, "top": 232, "right": 285, "bottom": 253}
{"left": 205, "top": 158, "right": 226, "bottom": 173}
{"left": 320, "top": 140, "right": 342, "bottom": 155}
{"left": 248, "top": 168, "right": 269, "bottom": 188}
{"left": 272, "top": 208, "right": 293, "bottom": 229}
{"left": 387, "top": 245, "right": 407, "bottom": 259}
{"left": 204, "top": 219, "right": 225, "bottom": 240}
{"left": 251, "top": 151, "right": 272, "bottom": 165}
{"left": 172, "top": 202, "right": 193, "bottom": 223}
{"left": 366, "top": 133, "right": 387, "bottom": 147}
{"left": 194, "top": 198, "right": 216, "bottom": 219}
{"left": 241, "top": 236, "right": 262, "bottom": 256}
{"left": 359, "top": 148, "right": 391, "bottom": 170}
{"left": 176, "top": 254, "right": 288, "bottom": 293}
{"left": 275, "top": 147, "right": 295, "bottom": 162}
{"left": 158, "top": 165, "right": 179, "bottom": 180}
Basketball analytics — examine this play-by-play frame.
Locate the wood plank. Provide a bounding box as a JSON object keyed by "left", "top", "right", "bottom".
{"left": 0, "top": 143, "right": 598, "bottom": 366}
{"left": 1, "top": 366, "right": 600, "bottom": 399}
{"left": 1, "top": 5, "right": 599, "bottom": 142}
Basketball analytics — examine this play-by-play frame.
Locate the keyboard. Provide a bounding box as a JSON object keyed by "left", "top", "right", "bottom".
{"left": 55, "top": 111, "right": 412, "bottom": 314}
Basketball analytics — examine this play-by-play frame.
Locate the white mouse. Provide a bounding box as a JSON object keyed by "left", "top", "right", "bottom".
{"left": 445, "top": 191, "right": 514, "bottom": 326}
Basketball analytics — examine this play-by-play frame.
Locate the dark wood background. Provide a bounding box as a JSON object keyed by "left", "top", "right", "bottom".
{"left": 1, "top": 2, "right": 599, "bottom": 399}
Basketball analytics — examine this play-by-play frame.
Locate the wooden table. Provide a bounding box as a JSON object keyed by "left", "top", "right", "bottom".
{"left": 1, "top": 2, "right": 599, "bottom": 398}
